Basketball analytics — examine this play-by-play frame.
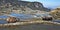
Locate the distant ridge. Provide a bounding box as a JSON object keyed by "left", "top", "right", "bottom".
{"left": 0, "top": 0, "right": 50, "bottom": 12}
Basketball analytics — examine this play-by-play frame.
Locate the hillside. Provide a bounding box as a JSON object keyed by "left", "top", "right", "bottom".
{"left": 0, "top": 0, "right": 50, "bottom": 14}
{"left": 50, "top": 7, "right": 60, "bottom": 20}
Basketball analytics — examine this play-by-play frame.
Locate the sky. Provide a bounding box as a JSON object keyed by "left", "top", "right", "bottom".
{"left": 21, "top": 0, "right": 60, "bottom": 9}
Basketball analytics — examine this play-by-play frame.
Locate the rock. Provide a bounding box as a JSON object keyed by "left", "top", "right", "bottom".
{"left": 6, "top": 17, "right": 20, "bottom": 23}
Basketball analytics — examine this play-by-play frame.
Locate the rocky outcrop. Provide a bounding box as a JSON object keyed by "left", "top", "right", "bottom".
{"left": 0, "top": 0, "right": 50, "bottom": 12}
{"left": 50, "top": 8, "right": 60, "bottom": 20}
{"left": 18, "top": 1, "right": 50, "bottom": 11}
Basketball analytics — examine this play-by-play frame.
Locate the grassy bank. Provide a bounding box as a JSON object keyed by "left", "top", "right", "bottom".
{"left": 0, "top": 20, "right": 60, "bottom": 27}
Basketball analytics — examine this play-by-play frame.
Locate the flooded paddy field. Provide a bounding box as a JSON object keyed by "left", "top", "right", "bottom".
{"left": 0, "top": 13, "right": 60, "bottom": 30}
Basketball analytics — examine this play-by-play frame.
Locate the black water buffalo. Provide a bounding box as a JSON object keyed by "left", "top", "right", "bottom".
{"left": 42, "top": 16, "right": 53, "bottom": 21}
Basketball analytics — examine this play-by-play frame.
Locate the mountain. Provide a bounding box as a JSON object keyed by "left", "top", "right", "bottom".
{"left": 0, "top": 0, "right": 50, "bottom": 12}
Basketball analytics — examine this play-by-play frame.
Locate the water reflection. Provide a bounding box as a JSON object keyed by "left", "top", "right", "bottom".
{"left": 0, "top": 20, "right": 7, "bottom": 24}
{"left": 53, "top": 20, "right": 60, "bottom": 23}
{"left": 10, "top": 13, "right": 34, "bottom": 20}
{"left": 0, "top": 13, "right": 34, "bottom": 24}
{"left": 0, "top": 13, "right": 60, "bottom": 24}
{"left": 0, "top": 13, "right": 60, "bottom": 30}
{"left": 0, "top": 15, "right": 8, "bottom": 18}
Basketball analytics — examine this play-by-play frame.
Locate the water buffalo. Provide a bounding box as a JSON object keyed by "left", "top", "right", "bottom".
{"left": 42, "top": 16, "right": 53, "bottom": 21}
{"left": 6, "top": 17, "right": 20, "bottom": 23}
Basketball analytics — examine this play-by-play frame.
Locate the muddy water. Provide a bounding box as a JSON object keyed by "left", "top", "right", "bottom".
{"left": 0, "top": 13, "right": 34, "bottom": 24}
{"left": 0, "top": 24, "right": 60, "bottom": 30}
{"left": 0, "top": 13, "right": 60, "bottom": 30}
